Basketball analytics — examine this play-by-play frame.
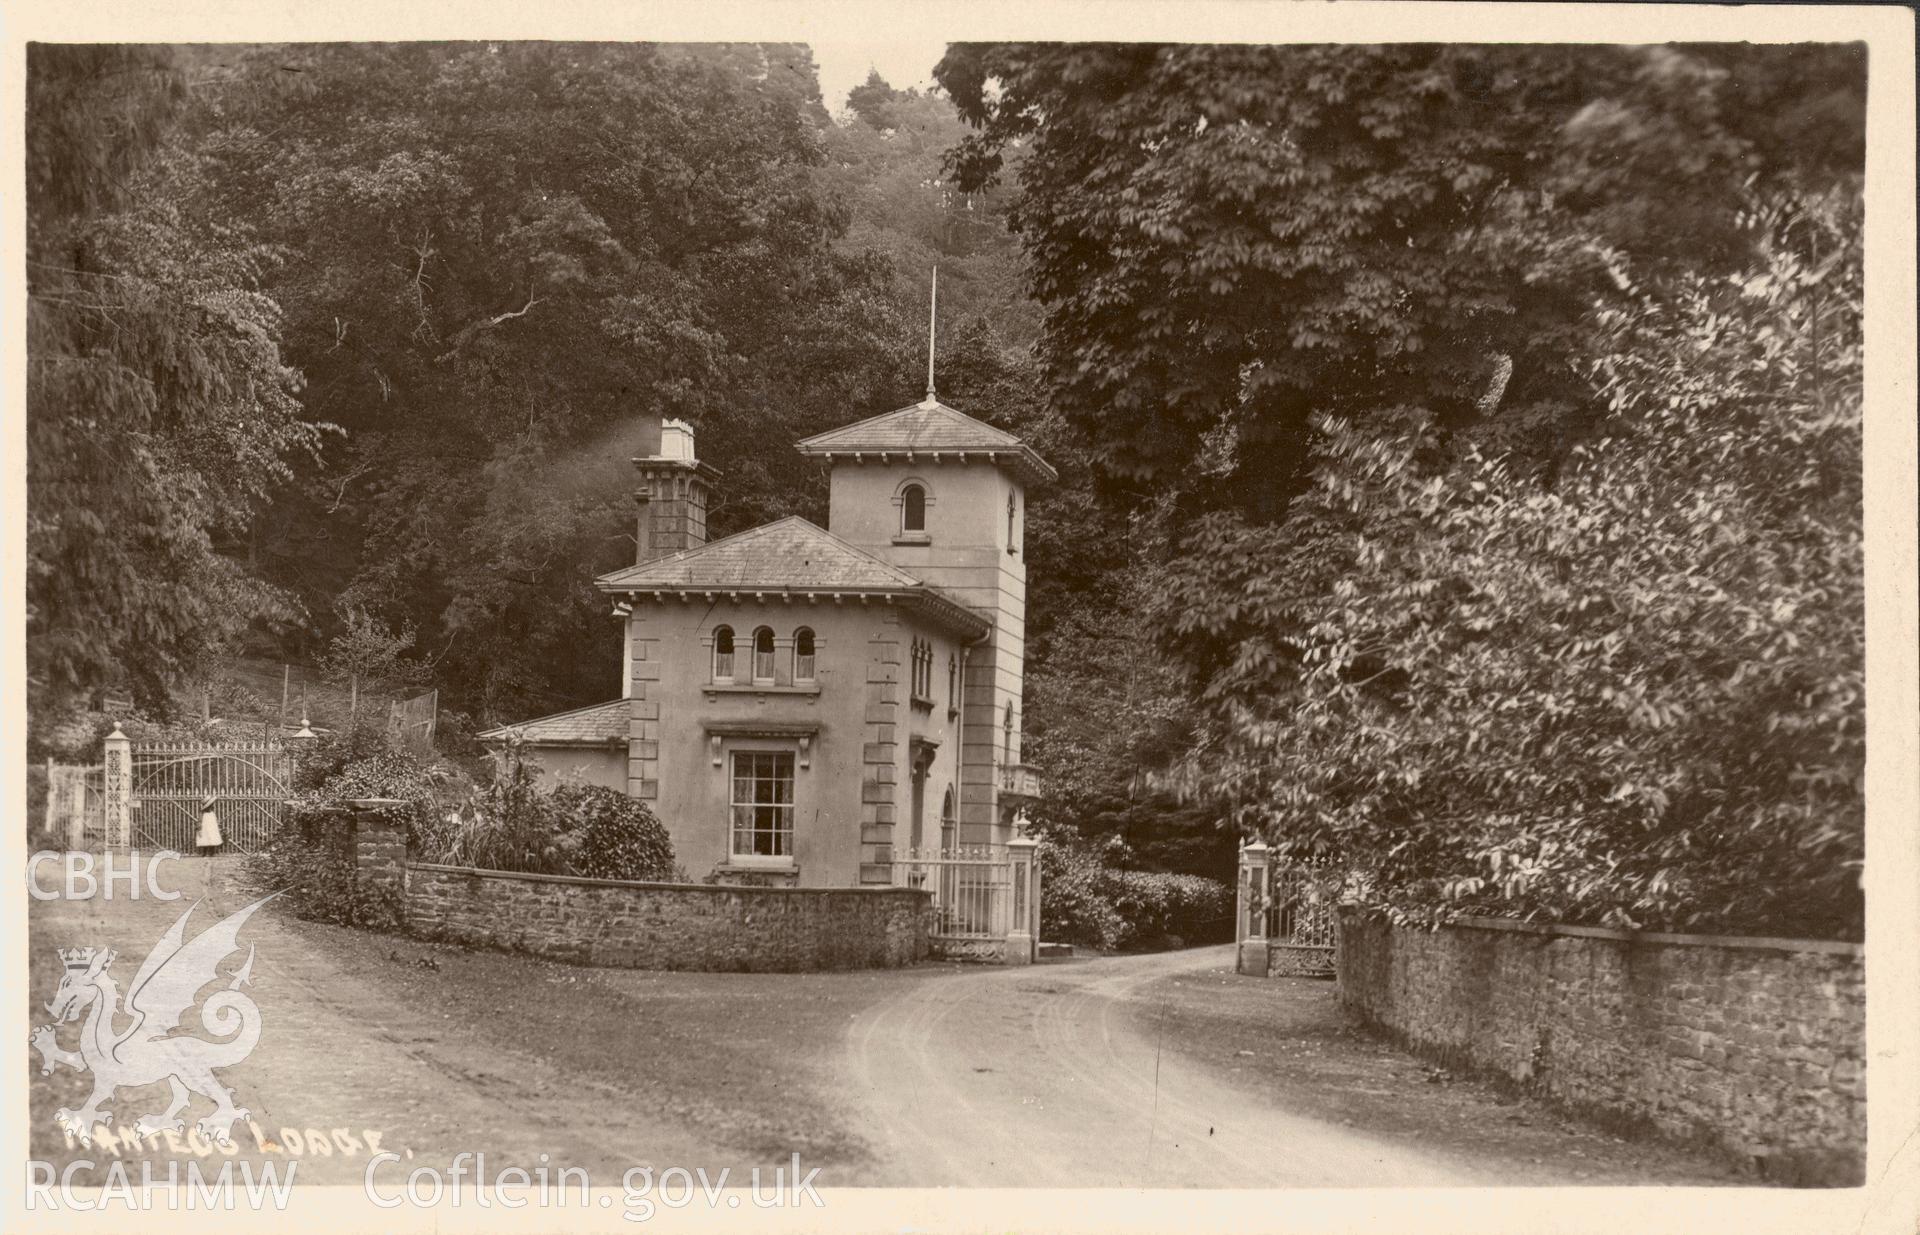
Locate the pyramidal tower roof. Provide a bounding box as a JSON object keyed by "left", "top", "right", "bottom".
{"left": 795, "top": 399, "right": 1057, "bottom": 487}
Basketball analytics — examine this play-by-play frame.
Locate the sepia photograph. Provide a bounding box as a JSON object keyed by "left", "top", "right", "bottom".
{"left": 7, "top": 2, "right": 1916, "bottom": 1232}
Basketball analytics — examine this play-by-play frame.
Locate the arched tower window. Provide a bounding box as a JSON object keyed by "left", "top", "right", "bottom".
{"left": 947, "top": 654, "right": 957, "bottom": 715}
{"left": 902, "top": 483, "right": 927, "bottom": 534}
{"left": 941, "top": 785, "right": 957, "bottom": 849}
{"left": 1007, "top": 491, "right": 1018, "bottom": 554}
{"left": 1003, "top": 702, "right": 1015, "bottom": 767}
{"left": 712, "top": 625, "right": 735, "bottom": 683}
{"left": 794, "top": 627, "right": 816, "bottom": 682}
{"left": 752, "top": 626, "right": 776, "bottom": 683}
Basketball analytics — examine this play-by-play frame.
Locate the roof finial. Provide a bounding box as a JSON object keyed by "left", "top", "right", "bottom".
{"left": 922, "top": 266, "right": 939, "bottom": 408}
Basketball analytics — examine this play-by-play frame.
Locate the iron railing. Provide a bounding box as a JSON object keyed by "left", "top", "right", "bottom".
{"left": 891, "top": 845, "right": 1013, "bottom": 941}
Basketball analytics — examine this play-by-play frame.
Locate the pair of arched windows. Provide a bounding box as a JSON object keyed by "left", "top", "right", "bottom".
{"left": 712, "top": 625, "right": 815, "bottom": 685}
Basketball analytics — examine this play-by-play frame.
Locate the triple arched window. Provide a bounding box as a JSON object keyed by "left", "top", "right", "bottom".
{"left": 712, "top": 624, "right": 819, "bottom": 686}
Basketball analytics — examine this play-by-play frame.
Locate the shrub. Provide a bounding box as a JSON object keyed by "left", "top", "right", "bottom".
{"left": 248, "top": 807, "right": 359, "bottom": 927}
{"left": 1105, "top": 869, "right": 1236, "bottom": 946}
{"left": 1036, "top": 832, "right": 1234, "bottom": 950}
{"left": 1038, "top": 838, "right": 1129, "bottom": 950}
{"left": 1189, "top": 194, "right": 1864, "bottom": 939}
{"left": 545, "top": 784, "right": 675, "bottom": 882}
{"left": 248, "top": 737, "right": 439, "bottom": 927}
{"left": 411, "top": 753, "right": 676, "bottom": 883}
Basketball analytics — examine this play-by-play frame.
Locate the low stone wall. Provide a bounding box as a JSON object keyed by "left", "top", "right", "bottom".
{"left": 404, "top": 862, "right": 931, "bottom": 972}
{"left": 1336, "top": 908, "right": 1865, "bottom": 1185}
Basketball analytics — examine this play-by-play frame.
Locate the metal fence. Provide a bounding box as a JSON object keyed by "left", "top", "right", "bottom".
{"left": 891, "top": 845, "right": 1014, "bottom": 955}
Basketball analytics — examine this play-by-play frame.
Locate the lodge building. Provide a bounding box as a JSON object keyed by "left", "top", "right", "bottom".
{"left": 482, "top": 391, "right": 1052, "bottom": 888}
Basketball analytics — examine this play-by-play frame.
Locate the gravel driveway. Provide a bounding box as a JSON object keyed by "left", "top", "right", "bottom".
{"left": 29, "top": 857, "right": 1739, "bottom": 1191}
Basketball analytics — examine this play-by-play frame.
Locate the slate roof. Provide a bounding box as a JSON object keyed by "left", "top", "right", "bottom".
{"left": 598, "top": 516, "right": 921, "bottom": 591}
{"left": 479, "top": 699, "right": 627, "bottom": 746}
{"left": 595, "top": 516, "right": 989, "bottom": 638}
{"left": 795, "top": 398, "right": 1057, "bottom": 486}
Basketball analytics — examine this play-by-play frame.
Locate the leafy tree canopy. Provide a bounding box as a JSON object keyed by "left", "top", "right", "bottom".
{"left": 939, "top": 42, "right": 1866, "bottom": 935}
{"left": 28, "top": 45, "right": 321, "bottom": 716}
{"left": 181, "top": 42, "right": 920, "bottom": 716}
{"left": 937, "top": 42, "right": 1863, "bottom": 501}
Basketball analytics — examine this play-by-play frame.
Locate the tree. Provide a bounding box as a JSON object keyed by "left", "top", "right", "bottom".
{"left": 819, "top": 77, "right": 1038, "bottom": 349}
{"left": 933, "top": 318, "right": 1226, "bottom": 875}
{"left": 845, "top": 68, "right": 904, "bottom": 130}
{"left": 27, "top": 45, "right": 321, "bottom": 716}
{"left": 182, "top": 43, "right": 914, "bottom": 719}
{"left": 1182, "top": 192, "right": 1864, "bottom": 938}
{"left": 938, "top": 42, "right": 1866, "bottom": 922}
{"left": 315, "top": 603, "right": 423, "bottom": 729}
{"left": 939, "top": 44, "right": 1860, "bottom": 500}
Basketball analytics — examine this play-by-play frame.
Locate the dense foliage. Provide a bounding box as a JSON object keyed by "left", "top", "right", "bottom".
{"left": 252, "top": 732, "right": 444, "bottom": 927}
{"left": 942, "top": 43, "right": 1867, "bottom": 937}
{"left": 171, "top": 43, "right": 929, "bottom": 716}
{"left": 27, "top": 46, "right": 323, "bottom": 716}
{"left": 1036, "top": 832, "right": 1235, "bottom": 951}
{"left": 414, "top": 747, "right": 677, "bottom": 882}
{"left": 1198, "top": 197, "right": 1863, "bottom": 936}
{"left": 939, "top": 43, "right": 1862, "bottom": 497}
{"left": 32, "top": 43, "right": 1868, "bottom": 932}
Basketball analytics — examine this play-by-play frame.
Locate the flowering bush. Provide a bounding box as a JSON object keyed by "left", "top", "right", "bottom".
{"left": 250, "top": 735, "right": 439, "bottom": 928}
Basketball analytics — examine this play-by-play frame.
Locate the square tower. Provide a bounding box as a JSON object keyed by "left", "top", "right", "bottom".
{"left": 797, "top": 397, "right": 1055, "bottom": 846}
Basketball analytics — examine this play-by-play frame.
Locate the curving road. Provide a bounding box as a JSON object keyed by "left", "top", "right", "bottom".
{"left": 33, "top": 861, "right": 1731, "bottom": 1190}
{"left": 842, "top": 946, "right": 1491, "bottom": 1187}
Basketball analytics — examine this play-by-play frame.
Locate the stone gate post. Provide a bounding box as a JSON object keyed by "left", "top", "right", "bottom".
{"left": 347, "top": 798, "right": 409, "bottom": 928}
{"left": 102, "top": 724, "right": 132, "bottom": 848}
{"left": 1005, "top": 834, "right": 1039, "bottom": 965}
{"left": 1236, "top": 840, "right": 1270, "bottom": 976}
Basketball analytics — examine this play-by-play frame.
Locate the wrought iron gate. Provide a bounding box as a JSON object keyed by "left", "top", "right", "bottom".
{"left": 126, "top": 741, "right": 292, "bottom": 854}
{"left": 893, "top": 845, "right": 1010, "bottom": 960}
{"left": 891, "top": 843, "right": 1043, "bottom": 963}
{"left": 1243, "top": 849, "right": 1342, "bottom": 977}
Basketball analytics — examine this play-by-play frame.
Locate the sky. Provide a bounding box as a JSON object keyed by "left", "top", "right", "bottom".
{"left": 811, "top": 37, "right": 950, "bottom": 115}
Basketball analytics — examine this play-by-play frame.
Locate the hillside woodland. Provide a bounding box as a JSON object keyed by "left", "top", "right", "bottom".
{"left": 28, "top": 44, "right": 1864, "bottom": 937}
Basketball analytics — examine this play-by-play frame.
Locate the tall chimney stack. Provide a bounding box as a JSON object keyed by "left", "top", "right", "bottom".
{"left": 633, "top": 418, "right": 719, "bottom": 563}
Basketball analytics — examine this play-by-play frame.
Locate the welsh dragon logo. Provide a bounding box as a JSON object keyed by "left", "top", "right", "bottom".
{"left": 31, "top": 895, "right": 275, "bottom": 1148}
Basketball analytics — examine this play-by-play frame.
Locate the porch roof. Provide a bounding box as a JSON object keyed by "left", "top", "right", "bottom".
{"left": 478, "top": 699, "right": 627, "bottom": 747}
